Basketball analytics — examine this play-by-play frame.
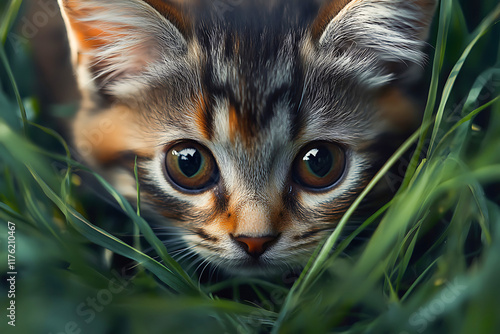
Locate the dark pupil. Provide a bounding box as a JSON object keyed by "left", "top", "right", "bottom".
{"left": 305, "top": 147, "right": 333, "bottom": 178}
{"left": 178, "top": 149, "right": 202, "bottom": 178}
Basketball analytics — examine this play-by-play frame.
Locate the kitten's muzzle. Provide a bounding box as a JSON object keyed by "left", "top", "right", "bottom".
{"left": 231, "top": 234, "right": 280, "bottom": 259}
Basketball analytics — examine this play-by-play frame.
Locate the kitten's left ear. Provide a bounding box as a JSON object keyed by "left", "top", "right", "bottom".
{"left": 310, "top": 0, "right": 436, "bottom": 88}
{"left": 59, "top": 0, "right": 190, "bottom": 97}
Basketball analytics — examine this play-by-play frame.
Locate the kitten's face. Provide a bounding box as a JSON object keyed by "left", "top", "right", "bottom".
{"left": 60, "top": 0, "right": 435, "bottom": 274}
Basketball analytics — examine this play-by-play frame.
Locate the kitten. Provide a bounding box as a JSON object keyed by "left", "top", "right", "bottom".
{"left": 58, "top": 0, "right": 435, "bottom": 275}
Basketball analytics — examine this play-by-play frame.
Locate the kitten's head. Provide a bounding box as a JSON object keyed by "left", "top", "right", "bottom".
{"left": 59, "top": 0, "right": 435, "bottom": 274}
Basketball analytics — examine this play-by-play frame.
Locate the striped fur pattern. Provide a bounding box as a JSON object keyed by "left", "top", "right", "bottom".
{"left": 59, "top": 0, "right": 435, "bottom": 275}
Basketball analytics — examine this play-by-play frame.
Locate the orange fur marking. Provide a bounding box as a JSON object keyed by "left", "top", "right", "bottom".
{"left": 227, "top": 103, "right": 256, "bottom": 147}
{"left": 61, "top": 3, "right": 132, "bottom": 67}
{"left": 61, "top": 0, "right": 192, "bottom": 67}
{"left": 194, "top": 93, "right": 211, "bottom": 140}
{"left": 70, "top": 24, "right": 110, "bottom": 51}
{"left": 311, "top": 0, "right": 355, "bottom": 41}
{"left": 74, "top": 105, "right": 154, "bottom": 166}
{"left": 228, "top": 104, "right": 239, "bottom": 142}
{"left": 62, "top": 5, "right": 108, "bottom": 51}
{"left": 61, "top": 3, "right": 121, "bottom": 47}
{"left": 215, "top": 209, "right": 238, "bottom": 234}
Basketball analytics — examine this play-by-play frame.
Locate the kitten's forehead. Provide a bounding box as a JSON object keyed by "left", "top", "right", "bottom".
{"left": 194, "top": 30, "right": 303, "bottom": 193}
{"left": 203, "top": 29, "right": 301, "bottom": 141}
{"left": 206, "top": 35, "right": 299, "bottom": 193}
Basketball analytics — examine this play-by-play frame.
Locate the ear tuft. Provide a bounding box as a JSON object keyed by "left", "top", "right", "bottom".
{"left": 59, "top": 0, "right": 189, "bottom": 97}
{"left": 311, "top": 0, "right": 436, "bottom": 88}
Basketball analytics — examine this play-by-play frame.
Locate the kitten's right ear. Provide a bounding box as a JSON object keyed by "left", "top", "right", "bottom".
{"left": 58, "top": 0, "right": 190, "bottom": 98}
{"left": 310, "top": 0, "right": 436, "bottom": 88}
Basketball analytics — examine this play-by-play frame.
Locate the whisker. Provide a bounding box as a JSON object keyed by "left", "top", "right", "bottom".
{"left": 185, "top": 256, "right": 204, "bottom": 273}
{"left": 198, "top": 260, "right": 212, "bottom": 287}
{"left": 170, "top": 245, "right": 198, "bottom": 258}
{"left": 194, "top": 258, "right": 210, "bottom": 278}
{"left": 154, "top": 233, "right": 190, "bottom": 237}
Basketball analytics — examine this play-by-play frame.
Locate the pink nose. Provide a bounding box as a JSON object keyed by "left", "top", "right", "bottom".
{"left": 232, "top": 235, "right": 279, "bottom": 258}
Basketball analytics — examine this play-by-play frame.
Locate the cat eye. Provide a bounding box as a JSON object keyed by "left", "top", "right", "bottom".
{"left": 292, "top": 142, "right": 346, "bottom": 191}
{"left": 165, "top": 142, "right": 219, "bottom": 192}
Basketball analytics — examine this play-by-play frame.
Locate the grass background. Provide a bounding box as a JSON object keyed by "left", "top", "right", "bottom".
{"left": 1, "top": 0, "right": 500, "bottom": 333}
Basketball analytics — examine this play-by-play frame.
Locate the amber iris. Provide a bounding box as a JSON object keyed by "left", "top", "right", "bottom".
{"left": 293, "top": 142, "right": 346, "bottom": 190}
{"left": 165, "top": 142, "right": 219, "bottom": 191}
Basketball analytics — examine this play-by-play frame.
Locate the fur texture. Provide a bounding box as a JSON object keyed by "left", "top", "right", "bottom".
{"left": 59, "top": 0, "right": 436, "bottom": 275}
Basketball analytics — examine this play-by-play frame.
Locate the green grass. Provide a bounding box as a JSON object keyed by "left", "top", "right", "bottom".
{"left": 1, "top": 0, "right": 500, "bottom": 333}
